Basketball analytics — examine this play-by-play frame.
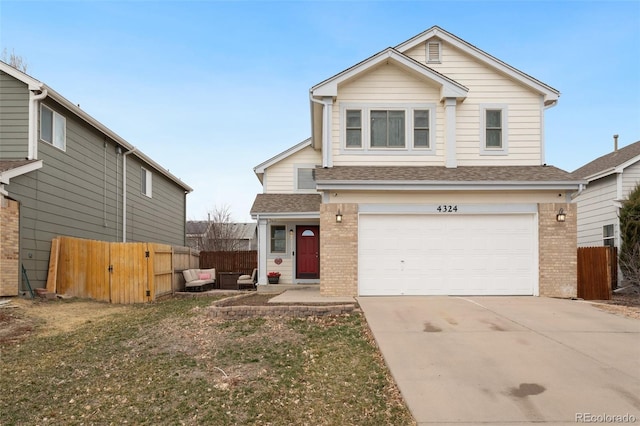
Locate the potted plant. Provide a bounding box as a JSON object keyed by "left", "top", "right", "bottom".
{"left": 267, "top": 271, "right": 281, "bottom": 284}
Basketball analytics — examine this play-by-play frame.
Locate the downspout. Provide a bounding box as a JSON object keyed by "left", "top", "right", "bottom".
{"left": 541, "top": 98, "right": 558, "bottom": 166}
{"left": 122, "top": 148, "right": 137, "bottom": 242}
{"left": 309, "top": 94, "right": 333, "bottom": 168}
{"left": 28, "top": 88, "right": 48, "bottom": 160}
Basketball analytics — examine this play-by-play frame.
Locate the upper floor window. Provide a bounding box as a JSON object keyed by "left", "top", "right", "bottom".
{"left": 603, "top": 224, "right": 615, "bottom": 247}
{"left": 413, "top": 110, "right": 430, "bottom": 148}
{"left": 485, "top": 110, "right": 502, "bottom": 148}
{"left": 371, "top": 110, "right": 405, "bottom": 147}
{"left": 480, "top": 105, "right": 508, "bottom": 155}
{"left": 346, "top": 110, "right": 362, "bottom": 148}
{"left": 296, "top": 167, "right": 315, "bottom": 191}
{"left": 270, "top": 225, "right": 286, "bottom": 253}
{"left": 40, "top": 104, "right": 66, "bottom": 150}
{"left": 342, "top": 104, "right": 435, "bottom": 153}
{"left": 141, "top": 167, "right": 152, "bottom": 198}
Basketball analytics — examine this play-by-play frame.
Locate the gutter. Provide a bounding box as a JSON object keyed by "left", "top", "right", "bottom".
{"left": 309, "top": 93, "right": 332, "bottom": 168}
{"left": 28, "top": 88, "right": 48, "bottom": 159}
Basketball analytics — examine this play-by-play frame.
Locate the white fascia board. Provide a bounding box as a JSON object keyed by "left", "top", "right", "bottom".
{"left": 44, "top": 86, "right": 193, "bottom": 192}
{"left": 250, "top": 212, "right": 320, "bottom": 220}
{"left": 0, "top": 160, "right": 43, "bottom": 184}
{"left": 311, "top": 49, "right": 468, "bottom": 100}
{"left": 583, "top": 155, "right": 640, "bottom": 182}
{"left": 0, "top": 61, "right": 42, "bottom": 90}
{"left": 253, "top": 138, "right": 313, "bottom": 174}
{"left": 316, "top": 180, "right": 584, "bottom": 191}
{"left": 395, "top": 27, "right": 559, "bottom": 104}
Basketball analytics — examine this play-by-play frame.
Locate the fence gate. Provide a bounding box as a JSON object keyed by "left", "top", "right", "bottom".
{"left": 577, "top": 246, "right": 617, "bottom": 300}
{"left": 50, "top": 237, "right": 174, "bottom": 303}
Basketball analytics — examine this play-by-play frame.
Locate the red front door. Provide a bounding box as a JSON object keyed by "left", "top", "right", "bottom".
{"left": 296, "top": 226, "right": 319, "bottom": 279}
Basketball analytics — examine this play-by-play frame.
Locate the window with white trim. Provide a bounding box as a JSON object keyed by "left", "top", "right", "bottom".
{"left": 40, "top": 104, "right": 66, "bottom": 150}
{"left": 296, "top": 167, "right": 315, "bottom": 191}
{"left": 603, "top": 224, "right": 615, "bottom": 247}
{"left": 371, "top": 110, "right": 405, "bottom": 147}
{"left": 270, "top": 225, "right": 286, "bottom": 253}
{"left": 141, "top": 167, "right": 152, "bottom": 198}
{"left": 342, "top": 104, "right": 435, "bottom": 153}
{"left": 413, "top": 110, "right": 430, "bottom": 148}
{"left": 480, "top": 105, "right": 508, "bottom": 155}
{"left": 346, "top": 110, "right": 362, "bottom": 148}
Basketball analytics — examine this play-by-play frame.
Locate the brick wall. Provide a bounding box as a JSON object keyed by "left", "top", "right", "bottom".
{"left": 0, "top": 197, "right": 20, "bottom": 296}
{"left": 319, "top": 203, "right": 358, "bottom": 296}
{"left": 538, "top": 202, "right": 577, "bottom": 297}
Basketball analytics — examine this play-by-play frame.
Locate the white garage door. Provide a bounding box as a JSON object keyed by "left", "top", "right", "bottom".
{"left": 359, "top": 214, "right": 536, "bottom": 296}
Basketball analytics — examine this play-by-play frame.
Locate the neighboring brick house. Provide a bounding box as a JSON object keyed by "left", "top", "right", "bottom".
{"left": 0, "top": 61, "right": 192, "bottom": 295}
{"left": 250, "top": 26, "right": 583, "bottom": 297}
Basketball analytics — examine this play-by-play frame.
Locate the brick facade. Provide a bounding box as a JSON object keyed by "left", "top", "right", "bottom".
{"left": 318, "top": 201, "right": 577, "bottom": 298}
{"left": 538, "top": 202, "right": 577, "bottom": 297}
{"left": 319, "top": 203, "right": 358, "bottom": 296}
{"left": 0, "top": 197, "right": 20, "bottom": 296}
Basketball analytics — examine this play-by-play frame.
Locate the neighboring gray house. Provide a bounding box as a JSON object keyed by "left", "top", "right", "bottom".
{"left": 0, "top": 61, "right": 192, "bottom": 295}
{"left": 186, "top": 221, "right": 257, "bottom": 251}
{"left": 572, "top": 139, "right": 640, "bottom": 251}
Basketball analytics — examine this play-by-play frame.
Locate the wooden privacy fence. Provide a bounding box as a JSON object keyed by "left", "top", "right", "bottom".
{"left": 46, "top": 236, "right": 198, "bottom": 304}
{"left": 577, "top": 246, "right": 617, "bottom": 300}
{"left": 199, "top": 250, "right": 257, "bottom": 281}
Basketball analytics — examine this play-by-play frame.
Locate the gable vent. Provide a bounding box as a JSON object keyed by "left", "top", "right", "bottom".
{"left": 427, "top": 41, "right": 441, "bottom": 63}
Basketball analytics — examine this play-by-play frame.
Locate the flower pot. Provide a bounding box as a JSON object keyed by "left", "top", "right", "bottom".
{"left": 268, "top": 277, "right": 280, "bottom": 284}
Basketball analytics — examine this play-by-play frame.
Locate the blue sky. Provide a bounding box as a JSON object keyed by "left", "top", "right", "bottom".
{"left": 1, "top": 1, "right": 639, "bottom": 221}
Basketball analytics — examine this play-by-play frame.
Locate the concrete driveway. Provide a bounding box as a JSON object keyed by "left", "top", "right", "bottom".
{"left": 358, "top": 296, "right": 640, "bottom": 425}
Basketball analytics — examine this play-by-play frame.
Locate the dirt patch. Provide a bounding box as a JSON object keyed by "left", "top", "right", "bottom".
{"left": 0, "top": 297, "right": 130, "bottom": 344}
{"left": 590, "top": 292, "right": 640, "bottom": 320}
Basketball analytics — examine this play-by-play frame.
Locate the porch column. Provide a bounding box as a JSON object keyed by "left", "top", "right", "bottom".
{"left": 445, "top": 97, "right": 457, "bottom": 168}
{"left": 257, "top": 218, "right": 268, "bottom": 285}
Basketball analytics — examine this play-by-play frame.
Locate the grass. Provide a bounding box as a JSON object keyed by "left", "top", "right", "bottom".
{"left": 0, "top": 297, "right": 414, "bottom": 425}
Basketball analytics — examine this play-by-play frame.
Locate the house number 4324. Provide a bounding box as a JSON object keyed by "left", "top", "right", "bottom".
{"left": 436, "top": 205, "right": 458, "bottom": 213}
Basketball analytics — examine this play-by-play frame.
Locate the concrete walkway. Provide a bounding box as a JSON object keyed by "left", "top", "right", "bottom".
{"left": 359, "top": 296, "right": 640, "bottom": 425}
{"left": 268, "top": 286, "right": 356, "bottom": 304}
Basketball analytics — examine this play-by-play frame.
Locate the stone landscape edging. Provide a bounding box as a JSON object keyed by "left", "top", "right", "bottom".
{"left": 208, "top": 293, "right": 357, "bottom": 318}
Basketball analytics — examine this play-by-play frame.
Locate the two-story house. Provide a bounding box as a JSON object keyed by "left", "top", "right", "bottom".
{"left": 251, "top": 26, "right": 584, "bottom": 297}
{"left": 572, "top": 138, "right": 640, "bottom": 286}
{"left": 0, "top": 61, "right": 192, "bottom": 296}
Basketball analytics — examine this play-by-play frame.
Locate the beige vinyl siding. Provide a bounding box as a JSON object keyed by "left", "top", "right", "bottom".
{"left": 405, "top": 40, "right": 543, "bottom": 166}
{"left": 622, "top": 162, "right": 640, "bottom": 198}
{"left": 332, "top": 63, "right": 445, "bottom": 166}
{"left": 575, "top": 176, "right": 618, "bottom": 247}
{"left": 0, "top": 71, "right": 30, "bottom": 158}
{"left": 328, "top": 190, "right": 566, "bottom": 205}
{"left": 264, "top": 145, "right": 321, "bottom": 193}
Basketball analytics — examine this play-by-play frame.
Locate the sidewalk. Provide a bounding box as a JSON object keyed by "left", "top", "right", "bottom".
{"left": 268, "top": 286, "right": 356, "bottom": 304}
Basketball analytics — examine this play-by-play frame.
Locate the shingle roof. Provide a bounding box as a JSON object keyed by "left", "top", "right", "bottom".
{"left": 571, "top": 141, "right": 640, "bottom": 179}
{"left": 250, "top": 194, "right": 322, "bottom": 214}
{"left": 186, "top": 221, "right": 210, "bottom": 235}
{"left": 314, "top": 165, "right": 579, "bottom": 183}
{"left": 0, "top": 159, "right": 39, "bottom": 173}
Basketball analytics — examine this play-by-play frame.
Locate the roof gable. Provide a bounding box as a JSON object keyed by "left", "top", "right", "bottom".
{"left": 572, "top": 141, "right": 640, "bottom": 180}
{"left": 394, "top": 26, "right": 559, "bottom": 106}
{"left": 253, "top": 138, "right": 313, "bottom": 182}
{"left": 311, "top": 48, "right": 468, "bottom": 101}
{"left": 0, "top": 61, "right": 42, "bottom": 90}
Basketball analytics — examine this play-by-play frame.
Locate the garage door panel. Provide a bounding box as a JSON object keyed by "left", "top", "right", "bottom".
{"left": 359, "top": 214, "right": 536, "bottom": 296}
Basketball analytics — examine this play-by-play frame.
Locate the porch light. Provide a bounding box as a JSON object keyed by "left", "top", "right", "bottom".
{"left": 556, "top": 208, "right": 566, "bottom": 222}
{"left": 336, "top": 209, "right": 343, "bottom": 223}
